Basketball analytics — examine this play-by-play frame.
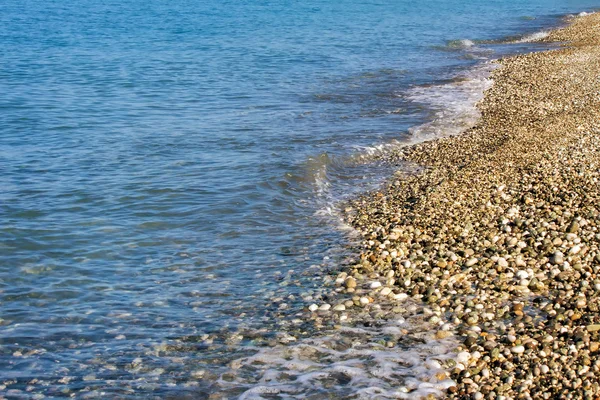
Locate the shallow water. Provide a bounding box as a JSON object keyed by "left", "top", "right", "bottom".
{"left": 1, "top": 0, "right": 599, "bottom": 397}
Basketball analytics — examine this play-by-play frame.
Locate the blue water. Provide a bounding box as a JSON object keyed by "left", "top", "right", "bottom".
{"left": 1, "top": 0, "right": 598, "bottom": 397}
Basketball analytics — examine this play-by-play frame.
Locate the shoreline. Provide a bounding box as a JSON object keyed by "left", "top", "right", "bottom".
{"left": 341, "top": 12, "right": 600, "bottom": 398}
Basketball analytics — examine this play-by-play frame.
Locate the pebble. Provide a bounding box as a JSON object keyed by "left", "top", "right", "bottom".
{"left": 456, "top": 352, "right": 470, "bottom": 364}
{"left": 394, "top": 293, "right": 408, "bottom": 301}
{"left": 511, "top": 345, "right": 525, "bottom": 354}
{"left": 516, "top": 270, "right": 529, "bottom": 279}
{"left": 436, "top": 330, "right": 453, "bottom": 339}
{"left": 466, "top": 258, "right": 478, "bottom": 267}
{"left": 550, "top": 251, "right": 564, "bottom": 265}
{"left": 567, "top": 221, "right": 580, "bottom": 233}
{"left": 587, "top": 324, "right": 600, "bottom": 332}
{"left": 345, "top": 277, "right": 357, "bottom": 289}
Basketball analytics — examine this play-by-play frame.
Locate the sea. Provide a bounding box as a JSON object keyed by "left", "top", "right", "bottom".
{"left": 1, "top": 0, "right": 598, "bottom": 398}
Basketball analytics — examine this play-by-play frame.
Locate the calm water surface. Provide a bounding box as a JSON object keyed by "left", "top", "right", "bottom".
{"left": 1, "top": 0, "right": 598, "bottom": 397}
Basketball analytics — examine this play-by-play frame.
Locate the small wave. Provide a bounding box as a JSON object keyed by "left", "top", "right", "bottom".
{"left": 446, "top": 39, "right": 475, "bottom": 49}
{"left": 310, "top": 61, "right": 497, "bottom": 218}
{"left": 405, "top": 62, "right": 496, "bottom": 142}
{"left": 514, "top": 30, "right": 549, "bottom": 43}
{"left": 433, "top": 39, "right": 487, "bottom": 53}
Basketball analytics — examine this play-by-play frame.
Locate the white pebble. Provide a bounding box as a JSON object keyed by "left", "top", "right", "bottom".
{"left": 519, "top": 279, "right": 529, "bottom": 286}
{"left": 441, "top": 323, "right": 453, "bottom": 331}
{"left": 516, "top": 270, "right": 529, "bottom": 279}
{"left": 308, "top": 304, "right": 318, "bottom": 312}
{"left": 466, "top": 258, "right": 478, "bottom": 267}
{"left": 511, "top": 345, "right": 525, "bottom": 354}
{"left": 370, "top": 281, "right": 382, "bottom": 289}
{"left": 456, "top": 351, "right": 470, "bottom": 364}
{"left": 394, "top": 293, "right": 408, "bottom": 301}
{"left": 543, "top": 335, "right": 554, "bottom": 343}
{"left": 579, "top": 365, "right": 590, "bottom": 375}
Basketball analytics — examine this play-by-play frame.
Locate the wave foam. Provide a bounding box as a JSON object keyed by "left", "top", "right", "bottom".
{"left": 311, "top": 61, "right": 497, "bottom": 223}
{"left": 218, "top": 310, "right": 458, "bottom": 399}
{"left": 514, "top": 30, "right": 549, "bottom": 43}
{"left": 446, "top": 39, "right": 475, "bottom": 49}
{"left": 406, "top": 62, "right": 496, "bottom": 143}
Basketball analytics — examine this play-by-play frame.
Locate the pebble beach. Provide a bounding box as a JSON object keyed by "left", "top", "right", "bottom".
{"left": 4, "top": 2, "right": 600, "bottom": 398}
{"left": 338, "top": 12, "right": 600, "bottom": 399}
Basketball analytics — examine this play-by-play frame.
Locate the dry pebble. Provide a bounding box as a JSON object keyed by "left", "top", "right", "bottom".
{"left": 338, "top": 12, "right": 600, "bottom": 400}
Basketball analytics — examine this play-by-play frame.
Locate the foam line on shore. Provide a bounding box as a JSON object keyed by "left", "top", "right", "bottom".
{"left": 311, "top": 60, "right": 497, "bottom": 225}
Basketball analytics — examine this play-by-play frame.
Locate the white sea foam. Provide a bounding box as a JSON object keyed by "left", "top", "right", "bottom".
{"left": 219, "top": 313, "right": 458, "bottom": 399}
{"left": 313, "top": 62, "right": 496, "bottom": 223}
{"left": 514, "top": 30, "right": 549, "bottom": 43}
{"left": 353, "top": 61, "right": 496, "bottom": 159}
{"left": 447, "top": 39, "right": 475, "bottom": 49}
{"left": 406, "top": 62, "right": 497, "bottom": 143}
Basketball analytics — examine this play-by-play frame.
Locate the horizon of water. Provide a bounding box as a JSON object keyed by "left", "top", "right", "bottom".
{"left": 1, "top": 0, "right": 599, "bottom": 398}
